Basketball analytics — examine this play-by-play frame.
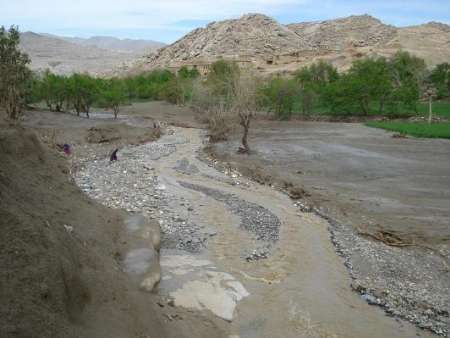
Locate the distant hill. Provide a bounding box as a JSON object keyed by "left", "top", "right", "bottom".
{"left": 19, "top": 32, "right": 165, "bottom": 76}
{"left": 132, "top": 13, "right": 450, "bottom": 75}
{"left": 56, "top": 35, "right": 165, "bottom": 54}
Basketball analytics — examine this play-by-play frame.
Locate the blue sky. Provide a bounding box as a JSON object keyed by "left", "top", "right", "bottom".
{"left": 1, "top": 0, "right": 449, "bottom": 43}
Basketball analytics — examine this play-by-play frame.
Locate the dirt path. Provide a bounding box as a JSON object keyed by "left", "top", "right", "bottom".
{"left": 75, "top": 127, "right": 434, "bottom": 338}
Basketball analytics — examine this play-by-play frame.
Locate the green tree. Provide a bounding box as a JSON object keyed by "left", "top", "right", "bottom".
{"left": 295, "top": 61, "right": 339, "bottom": 86}
{"left": 40, "top": 70, "right": 67, "bottom": 112}
{"left": 429, "top": 63, "right": 450, "bottom": 99}
{"left": 66, "top": 73, "right": 98, "bottom": 118}
{"left": 178, "top": 66, "right": 199, "bottom": 80}
{"left": 389, "top": 51, "right": 426, "bottom": 113}
{"left": 103, "top": 78, "right": 127, "bottom": 119}
{"left": 206, "top": 59, "right": 240, "bottom": 107}
{"left": 259, "top": 77, "right": 299, "bottom": 119}
{"left": 295, "top": 61, "right": 339, "bottom": 114}
{"left": 324, "top": 58, "right": 392, "bottom": 115}
{"left": 0, "top": 26, "right": 31, "bottom": 120}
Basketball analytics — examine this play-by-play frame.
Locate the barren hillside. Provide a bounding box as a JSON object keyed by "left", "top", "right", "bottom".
{"left": 19, "top": 32, "right": 164, "bottom": 76}
{"left": 133, "top": 14, "right": 450, "bottom": 75}
{"left": 59, "top": 35, "right": 165, "bottom": 54}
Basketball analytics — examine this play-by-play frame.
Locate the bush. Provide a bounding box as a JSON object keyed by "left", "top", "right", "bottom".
{"left": 205, "top": 107, "right": 235, "bottom": 142}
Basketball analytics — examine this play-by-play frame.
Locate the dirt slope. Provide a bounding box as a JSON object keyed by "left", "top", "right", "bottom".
{"left": 0, "top": 123, "right": 224, "bottom": 337}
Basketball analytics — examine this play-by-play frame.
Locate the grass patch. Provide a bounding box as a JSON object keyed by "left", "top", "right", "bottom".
{"left": 289, "top": 100, "right": 450, "bottom": 119}
{"left": 366, "top": 121, "right": 450, "bottom": 139}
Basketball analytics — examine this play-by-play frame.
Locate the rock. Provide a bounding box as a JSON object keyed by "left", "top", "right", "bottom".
{"left": 361, "top": 293, "right": 380, "bottom": 305}
{"left": 351, "top": 279, "right": 367, "bottom": 293}
{"left": 63, "top": 224, "right": 74, "bottom": 233}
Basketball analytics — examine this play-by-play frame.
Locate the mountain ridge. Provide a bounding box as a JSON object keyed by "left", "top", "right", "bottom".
{"left": 56, "top": 35, "right": 165, "bottom": 53}
{"left": 132, "top": 13, "right": 450, "bottom": 75}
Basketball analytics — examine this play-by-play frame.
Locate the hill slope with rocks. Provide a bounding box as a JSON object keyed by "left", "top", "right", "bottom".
{"left": 19, "top": 32, "right": 164, "bottom": 76}
{"left": 133, "top": 14, "right": 450, "bottom": 74}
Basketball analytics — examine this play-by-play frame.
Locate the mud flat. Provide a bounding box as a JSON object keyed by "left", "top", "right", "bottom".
{"left": 73, "top": 125, "right": 437, "bottom": 337}
{"left": 210, "top": 120, "right": 450, "bottom": 336}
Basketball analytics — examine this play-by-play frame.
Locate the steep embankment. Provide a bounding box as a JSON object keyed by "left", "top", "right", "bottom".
{"left": 134, "top": 13, "right": 450, "bottom": 74}
{"left": 0, "top": 126, "right": 161, "bottom": 337}
{"left": 0, "top": 124, "right": 221, "bottom": 338}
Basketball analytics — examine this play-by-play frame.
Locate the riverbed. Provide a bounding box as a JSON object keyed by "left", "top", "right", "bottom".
{"left": 73, "top": 126, "right": 439, "bottom": 337}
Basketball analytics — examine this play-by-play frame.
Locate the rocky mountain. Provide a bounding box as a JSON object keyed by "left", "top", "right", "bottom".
{"left": 286, "top": 15, "right": 397, "bottom": 51}
{"left": 133, "top": 14, "right": 450, "bottom": 75}
{"left": 19, "top": 32, "right": 164, "bottom": 76}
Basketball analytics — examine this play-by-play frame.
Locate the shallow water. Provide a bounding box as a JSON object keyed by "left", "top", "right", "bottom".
{"left": 76, "top": 126, "right": 437, "bottom": 337}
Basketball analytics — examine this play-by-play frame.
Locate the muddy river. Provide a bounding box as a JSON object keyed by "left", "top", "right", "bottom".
{"left": 75, "top": 126, "right": 436, "bottom": 337}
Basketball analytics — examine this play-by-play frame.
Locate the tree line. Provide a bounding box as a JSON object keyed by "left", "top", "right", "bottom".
{"left": 1, "top": 25, "right": 449, "bottom": 124}
{"left": 28, "top": 67, "right": 199, "bottom": 118}
{"left": 0, "top": 26, "right": 200, "bottom": 120}
{"left": 260, "top": 52, "right": 450, "bottom": 119}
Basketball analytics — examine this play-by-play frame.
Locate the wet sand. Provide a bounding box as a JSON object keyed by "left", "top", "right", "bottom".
{"left": 214, "top": 121, "right": 450, "bottom": 246}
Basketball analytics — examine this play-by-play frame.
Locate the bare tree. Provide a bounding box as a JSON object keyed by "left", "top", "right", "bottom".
{"left": 232, "top": 72, "right": 259, "bottom": 154}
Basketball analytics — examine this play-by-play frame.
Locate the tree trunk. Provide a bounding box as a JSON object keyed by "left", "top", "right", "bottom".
{"left": 238, "top": 112, "right": 251, "bottom": 154}
{"left": 6, "top": 86, "right": 21, "bottom": 120}
{"left": 242, "top": 124, "right": 249, "bottom": 153}
{"left": 113, "top": 106, "right": 119, "bottom": 119}
{"left": 379, "top": 94, "right": 387, "bottom": 115}
{"left": 428, "top": 96, "right": 433, "bottom": 124}
{"left": 46, "top": 100, "right": 53, "bottom": 111}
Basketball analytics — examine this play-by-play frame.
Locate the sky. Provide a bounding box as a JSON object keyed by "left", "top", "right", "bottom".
{"left": 1, "top": 0, "right": 450, "bottom": 43}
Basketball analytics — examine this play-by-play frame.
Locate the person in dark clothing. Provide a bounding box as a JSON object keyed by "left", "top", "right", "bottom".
{"left": 110, "top": 148, "right": 119, "bottom": 162}
{"left": 63, "top": 144, "right": 71, "bottom": 155}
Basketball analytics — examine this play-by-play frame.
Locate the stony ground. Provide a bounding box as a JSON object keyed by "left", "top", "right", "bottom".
{"left": 73, "top": 131, "right": 280, "bottom": 257}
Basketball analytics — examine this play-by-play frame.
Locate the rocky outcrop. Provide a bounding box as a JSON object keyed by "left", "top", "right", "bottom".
{"left": 287, "top": 15, "right": 397, "bottom": 51}
{"left": 133, "top": 14, "right": 450, "bottom": 75}
{"left": 140, "top": 14, "right": 307, "bottom": 70}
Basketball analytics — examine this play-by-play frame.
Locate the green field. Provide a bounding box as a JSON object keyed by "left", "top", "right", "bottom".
{"left": 366, "top": 121, "right": 450, "bottom": 139}
{"left": 288, "top": 100, "right": 450, "bottom": 119}
{"left": 417, "top": 101, "right": 450, "bottom": 119}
